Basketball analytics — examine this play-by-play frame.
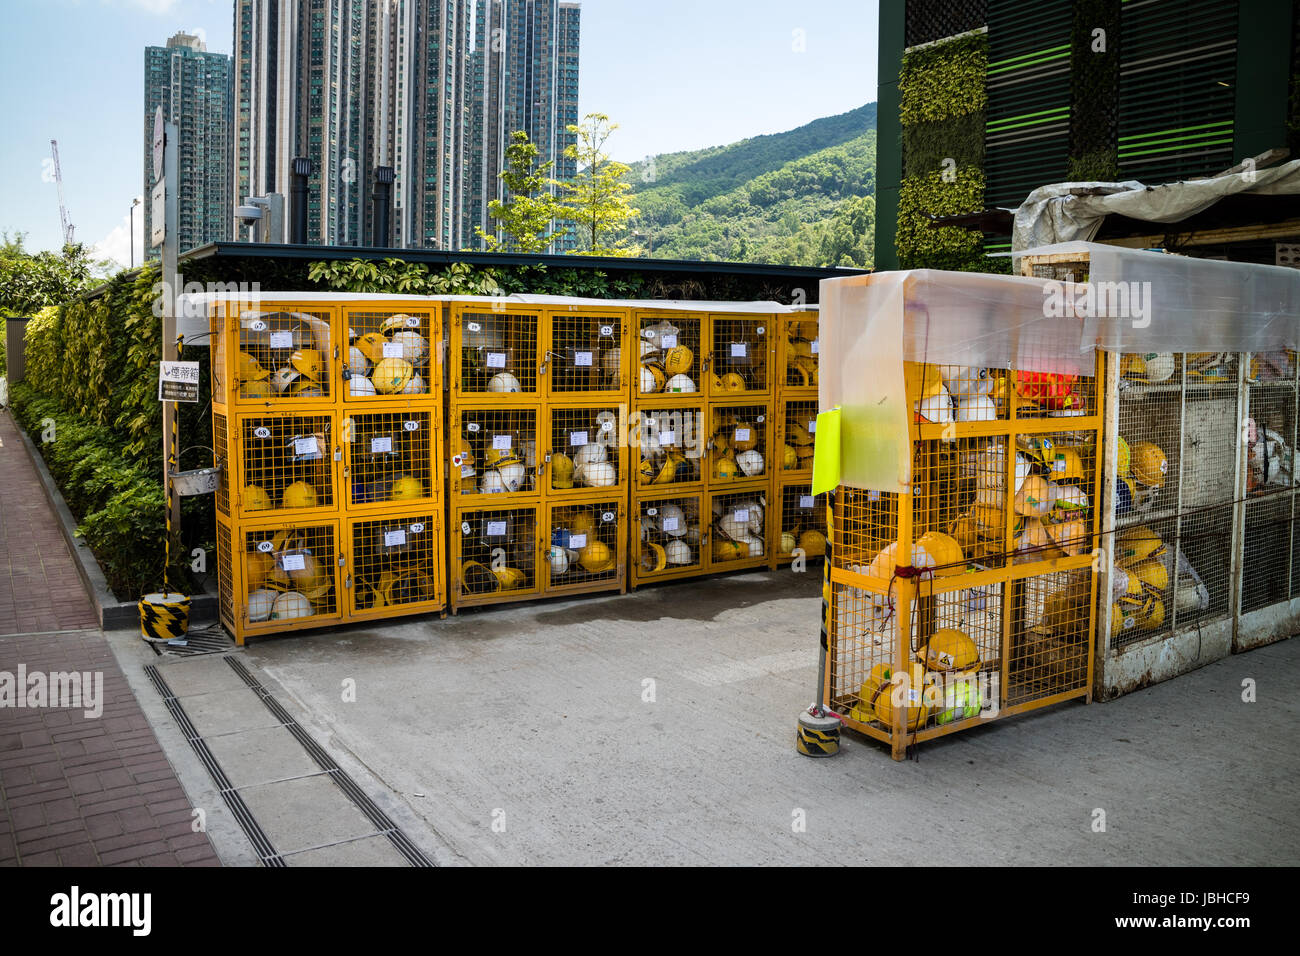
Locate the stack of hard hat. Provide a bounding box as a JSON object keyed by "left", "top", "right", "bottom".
{"left": 785, "top": 417, "right": 815, "bottom": 471}
{"left": 1015, "top": 370, "right": 1083, "bottom": 414}
{"left": 1110, "top": 525, "right": 1170, "bottom": 632}
{"left": 479, "top": 445, "right": 528, "bottom": 494}
{"left": 906, "top": 362, "right": 953, "bottom": 425}
{"left": 713, "top": 498, "right": 764, "bottom": 560}
{"left": 639, "top": 502, "right": 696, "bottom": 572}
{"left": 1245, "top": 418, "right": 1295, "bottom": 492}
{"left": 572, "top": 440, "right": 618, "bottom": 488}
{"left": 1185, "top": 352, "right": 1234, "bottom": 382}
{"left": 1120, "top": 438, "right": 1168, "bottom": 515}
{"left": 1120, "top": 352, "right": 1176, "bottom": 386}
{"left": 785, "top": 320, "right": 819, "bottom": 387}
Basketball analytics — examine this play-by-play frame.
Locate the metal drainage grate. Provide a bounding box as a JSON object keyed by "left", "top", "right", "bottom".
{"left": 224, "top": 656, "right": 436, "bottom": 867}
{"left": 144, "top": 664, "right": 286, "bottom": 867}
{"left": 148, "top": 624, "right": 236, "bottom": 658}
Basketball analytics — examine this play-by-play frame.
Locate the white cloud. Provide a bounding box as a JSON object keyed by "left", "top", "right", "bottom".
{"left": 91, "top": 198, "right": 145, "bottom": 271}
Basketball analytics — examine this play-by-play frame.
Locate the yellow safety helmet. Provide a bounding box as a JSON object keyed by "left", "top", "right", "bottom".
{"left": 1131, "top": 558, "right": 1169, "bottom": 596}
{"left": 289, "top": 349, "right": 324, "bottom": 380}
{"left": 1111, "top": 601, "right": 1138, "bottom": 635}
{"left": 461, "top": 561, "right": 500, "bottom": 595}
{"left": 1117, "top": 526, "right": 1166, "bottom": 567}
{"left": 239, "top": 351, "right": 271, "bottom": 382}
{"left": 384, "top": 569, "right": 435, "bottom": 605}
{"left": 1117, "top": 436, "right": 1131, "bottom": 477}
{"left": 389, "top": 475, "right": 425, "bottom": 500}
{"left": 795, "top": 445, "right": 816, "bottom": 468}
{"left": 1131, "top": 441, "right": 1168, "bottom": 488}
{"left": 551, "top": 452, "right": 575, "bottom": 489}
{"left": 243, "top": 484, "right": 273, "bottom": 512}
{"left": 782, "top": 444, "right": 798, "bottom": 470}
{"left": 579, "top": 540, "right": 614, "bottom": 573}
{"left": 642, "top": 541, "right": 667, "bottom": 573}
{"left": 731, "top": 422, "right": 759, "bottom": 452}
{"left": 356, "top": 332, "right": 389, "bottom": 364}
{"left": 381, "top": 313, "right": 419, "bottom": 334}
{"left": 1047, "top": 447, "right": 1085, "bottom": 484}
{"left": 713, "top": 539, "right": 744, "bottom": 562}
{"left": 492, "top": 566, "right": 527, "bottom": 590}
{"left": 640, "top": 363, "right": 667, "bottom": 393}
{"left": 850, "top": 663, "right": 894, "bottom": 724}
{"left": 871, "top": 663, "right": 929, "bottom": 730}
{"left": 1141, "top": 597, "right": 1166, "bottom": 629}
{"left": 282, "top": 481, "right": 318, "bottom": 509}
{"left": 663, "top": 345, "right": 694, "bottom": 376}
{"left": 714, "top": 453, "right": 740, "bottom": 480}
{"left": 372, "top": 357, "right": 414, "bottom": 393}
{"left": 917, "top": 530, "right": 964, "bottom": 575}
{"left": 289, "top": 379, "right": 325, "bottom": 398}
{"left": 1041, "top": 583, "right": 1088, "bottom": 635}
{"left": 1014, "top": 475, "right": 1053, "bottom": 517}
{"left": 567, "top": 509, "right": 598, "bottom": 540}
{"left": 786, "top": 421, "right": 813, "bottom": 446}
{"left": 240, "top": 379, "right": 274, "bottom": 399}
{"left": 721, "top": 372, "right": 747, "bottom": 392}
{"left": 919, "top": 627, "right": 980, "bottom": 672}
{"left": 904, "top": 363, "right": 945, "bottom": 404}
{"left": 244, "top": 550, "right": 275, "bottom": 590}
{"left": 798, "top": 529, "right": 827, "bottom": 557}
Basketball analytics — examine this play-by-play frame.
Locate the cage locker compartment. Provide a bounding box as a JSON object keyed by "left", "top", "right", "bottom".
{"left": 450, "top": 504, "right": 541, "bottom": 611}
{"left": 542, "top": 306, "right": 631, "bottom": 401}
{"left": 449, "top": 404, "right": 541, "bottom": 502}
{"left": 543, "top": 403, "right": 627, "bottom": 498}
{"left": 341, "top": 304, "right": 442, "bottom": 401}
{"left": 347, "top": 510, "right": 445, "bottom": 620}
{"left": 776, "top": 310, "right": 820, "bottom": 398}
{"left": 775, "top": 486, "right": 827, "bottom": 565}
{"left": 450, "top": 303, "right": 543, "bottom": 401}
{"left": 216, "top": 516, "right": 345, "bottom": 645}
{"left": 217, "top": 302, "right": 339, "bottom": 408}
{"left": 707, "top": 312, "right": 774, "bottom": 401}
{"left": 632, "top": 493, "right": 707, "bottom": 587}
{"left": 341, "top": 407, "right": 438, "bottom": 513}
{"left": 542, "top": 500, "right": 626, "bottom": 597}
{"left": 634, "top": 310, "right": 705, "bottom": 399}
{"left": 825, "top": 357, "right": 1103, "bottom": 761}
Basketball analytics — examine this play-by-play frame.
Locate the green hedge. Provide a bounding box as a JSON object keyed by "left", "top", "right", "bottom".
{"left": 896, "top": 169, "right": 988, "bottom": 272}
{"left": 15, "top": 262, "right": 213, "bottom": 598}
{"left": 899, "top": 33, "right": 988, "bottom": 126}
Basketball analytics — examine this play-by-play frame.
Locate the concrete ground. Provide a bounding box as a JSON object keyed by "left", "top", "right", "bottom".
{"left": 193, "top": 569, "right": 1297, "bottom": 867}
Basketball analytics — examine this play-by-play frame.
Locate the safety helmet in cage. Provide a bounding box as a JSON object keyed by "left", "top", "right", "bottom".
{"left": 1131, "top": 441, "right": 1168, "bottom": 488}
{"left": 919, "top": 628, "right": 980, "bottom": 672}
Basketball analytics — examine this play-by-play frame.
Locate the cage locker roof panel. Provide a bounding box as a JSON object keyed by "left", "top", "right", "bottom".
{"left": 179, "top": 291, "right": 815, "bottom": 314}
{"left": 820, "top": 255, "right": 1300, "bottom": 493}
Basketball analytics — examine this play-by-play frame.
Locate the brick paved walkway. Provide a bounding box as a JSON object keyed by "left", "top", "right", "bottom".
{"left": 0, "top": 409, "right": 221, "bottom": 866}
{"left": 0, "top": 410, "right": 98, "bottom": 635}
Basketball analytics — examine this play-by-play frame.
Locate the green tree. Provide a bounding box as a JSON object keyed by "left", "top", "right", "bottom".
{"left": 0, "top": 233, "right": 103, "bottom": 315}
{"left": 556, "top": 113, "right": 640, "bottom": 256}
{"left": 476, "top": 131, "right": 563, "bottom": 254}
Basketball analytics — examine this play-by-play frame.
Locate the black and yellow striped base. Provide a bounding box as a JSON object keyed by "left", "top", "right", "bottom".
{"left": 140, "top": 592, "right": 191, "bottom": 641}
{"left": 796, "top": 711, "right": 841, "bottom": 757}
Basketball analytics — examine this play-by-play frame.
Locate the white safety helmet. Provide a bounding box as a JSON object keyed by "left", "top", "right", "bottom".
{"left": 548, "top": 545, "right": 570, "bottom": 575}
{"left": 940, "top": 366, "right": 994, "bottom": 399}
{"left": 574, "top": 443, "right": 608, "bottom": 467}
{"left": 348, "top": 346, "right": 372, "bottom": 374}
{"left": 915, "top": 384, "right": 954, "bottom": 425}
{"left": 664, "top": 374, "right": 697, "bottom": 394}
{"left": 496, "top": 461, "right": 527, "bottom": 492}
{"left": 488, "top": 372, "right": 522, "bottom": 392}
{"left": 956, "top": 395, "right": 997, "bottom": 422}
{"left": 580, "top": 460, "right": 617, "bottom": 487}
{"left": 390, "top": 331, "right": 427, "bottom": 365}
{"left": 659, "top": 504, "right": 687, "bottom": 536}
{"left": 247, "top": 589, "right": 277, "bottom": 622}
{"left": 347, "top": 376, "right": 377, "bottom": 397}
{"left": 665, "top": 539, "right": 693, "bottom": 565}
{"left": 401, "top": 373, "right": 426, "bottom": 394}
{"left": 736, "top": 449, "right": 765, "bottom": 477}
{"left": 270, "top": 591, "right": 313, "bottom": 620}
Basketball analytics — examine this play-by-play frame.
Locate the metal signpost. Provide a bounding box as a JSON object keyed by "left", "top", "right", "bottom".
{"left": 155, "top": 106, "right": 182, "bottom": 554}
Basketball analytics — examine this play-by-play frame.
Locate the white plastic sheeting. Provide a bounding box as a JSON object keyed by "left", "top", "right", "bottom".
{"left": 1010, "top": 160, "right": 1300, "bottom": 252}
{"left": 820, "top": 245, "right": 1300, "bottom": 492}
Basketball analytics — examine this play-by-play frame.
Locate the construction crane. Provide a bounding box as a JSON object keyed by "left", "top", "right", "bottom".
{"left": 50, "top": 139, "right": 74, "bottom": 246}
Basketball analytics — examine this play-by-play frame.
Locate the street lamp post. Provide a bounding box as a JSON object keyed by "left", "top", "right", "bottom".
{"left": 130, "top": 196, "right": 141, "bottom": 268}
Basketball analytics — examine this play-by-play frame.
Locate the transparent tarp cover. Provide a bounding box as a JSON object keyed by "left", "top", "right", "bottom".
{"left": 820, "top": 249, "right": 1300, "bottom": 492}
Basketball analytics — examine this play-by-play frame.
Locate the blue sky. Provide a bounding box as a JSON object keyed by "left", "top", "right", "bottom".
{"left": 0, "top": 0, "right": 878, "bottom": 268}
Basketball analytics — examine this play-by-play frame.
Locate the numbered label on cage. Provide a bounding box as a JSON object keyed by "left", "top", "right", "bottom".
{"left": 574, "top": 351, "right": 593, "bottom": 367}
{"left": 256, "top": 541, "right": 274, "bottom": 553}
{"left": 810, "top": 340, "right": 819, "bottom": 355}
{"left": 492, "top": 434, "right": 511, "bottom": 451}
{"left": 601, "top": 511, "right": 615, "bottom": 523}
{"left": 808, "top": 420, "right": 816, "bottom": 433}
{"left": 404, "top": 316, "right": 421, "bottom": 329}
{"left": 409, "top": 522, "right": 425, "bottom": 534}
{"left": 662, "top": 516, "right": 679, "bottom": 531}
{"left": 646, "top": 508, "right": 658, "bottom": 517}
{"left": 403, "top": 420, "right": 419, "bottom": 432}
{"left": 730, "top": 343, "right": 747, "bottom": 358}
{"left": 461, "top": 522, "right": 472, "bottom": 535}
{"left": 486, "top": 520, "right": 507, "bottom": 538}
{"left": 269, "top": 331, "right": 293, "bottom": 349}
{"left": 370, "top": 437, "right": 393, "bottom": 454}
{"left": 486, "top": 352, "right": 506, "bottom": 368}
{"left": 467, "top": 321, "right": 481, "bottom": 333}
{"left": 601, "top": 420, "right": 614, "bottom": 432}
{"left": 570, "top": 431, "right": 589, "bottom": 447}
{"left": 383, "top": 530, "right": 407, "bottom": 549}
{"left": 253, "top": 426, "right": 271, "bottom": 439}
{"left": 569, "top": 534, "right": 588, "bottom": 549}
{"left": 799, "top": 496, "right": 814, "bottom": 509}
{"left": 466, "top": 422, "right": 481, "bottom": 433}
{"left": 248, "top": 319, "right": 267, "bottom": 332}
{"left": 280, "top": 553, "right": 306, "bottom": 572}
{"left": 599, "top": 325, "right": 614, "bottom": 338}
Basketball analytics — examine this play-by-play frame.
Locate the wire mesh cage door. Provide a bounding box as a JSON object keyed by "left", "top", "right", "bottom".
{"left": 778, "top": 399, "right": 818, "bottom": 478}
{"left": 632, "top": 405, "right": 706, "bottom": 491}
{"left": 544, "top": 404, "right": 626, "bottom": 498}
{"left": 452, "top": 304, "right": 542, "bottom": 401}
{"left": 341, "top": 409, "right": 437, "bottom": 513}
{"left": 346, "top": 511, "right": 445, "bottom": 620}
{"left": 211, "top": 301, "right": 231, "bottom": 408}
{"left": 450, "top": 505, "right": 541, "bottom": 609}
{"left": 631, "top": 494, "right": 705, "bottom": 586}
{"left": 341, "top": 307, "right": 439, "bottom": 402}
{"left": 634, "top": 311, "right": 704, "bottom": 400}
{"left": 777, "top": 312, "right": 820, "bottom": 397}
{"left": 707, "top": 313, "right": 773, "bottom": 400}
{"left": 543, "top": 308, "right": 630, "bottom": 400}
{"left": 233, "top": 412, "right": 338, "bottom": 520}
{"left": 707, "top": 490, "right": 770, "bottom": 571}
{"left": 451, "top": 405, "right": 541, "bottom": 501}
{"left": 236, "top": 520, "right": 343, "bottom": 642}
{"left": 775, "top": 485, "right": 827, "bottom": 565}
{"left": 706, "top": 404, "right": 771, "bottom": 490}
{"left": 231, "top": 305, "right": 336, "bottom": 407}
{"left": 543, "top": 500, "right": 625, "bottom": 596}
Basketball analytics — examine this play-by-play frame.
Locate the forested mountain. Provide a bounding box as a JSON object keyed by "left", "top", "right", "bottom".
{"left": 624, "top": 103, "right": 876, "bottom": 268}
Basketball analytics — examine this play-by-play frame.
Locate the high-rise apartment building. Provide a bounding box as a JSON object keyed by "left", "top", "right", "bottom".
{"left": 231, "top": 0, "right": 579, "bottom": 250}
{"left": 143, "top": 32, "right": 231, "bottom": 256}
